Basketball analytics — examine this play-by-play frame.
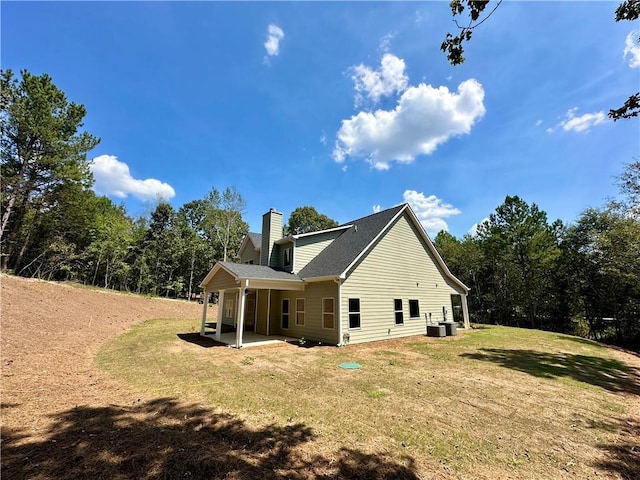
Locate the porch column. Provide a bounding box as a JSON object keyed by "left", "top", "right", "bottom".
{"left": 200, "top": 290, "right": 208, "bottom": 336}
{"left": 461, "top": 293, "right": 470, "bottom": 329}
{"left": 215, "top": 290, "right": 225, "bottom": 341}
{"left": 235, "top": 280, "right": 248, "bottom": 348}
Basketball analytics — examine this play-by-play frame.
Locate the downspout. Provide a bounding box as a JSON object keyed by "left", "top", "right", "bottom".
{"left": 336, "top": 277, "right": 343, "bottom": 346}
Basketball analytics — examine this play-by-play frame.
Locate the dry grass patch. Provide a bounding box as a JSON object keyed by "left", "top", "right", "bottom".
{"left": 92, "top": 321, "right": 640, "bottom": 479}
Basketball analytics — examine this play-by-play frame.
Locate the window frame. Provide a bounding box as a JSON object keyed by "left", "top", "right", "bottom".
{"left": 295, "top": 298, "right": 305, "bottom": 326}
{"left": 409, "top": 299, "right": 420, "bottom": 318}
{"left": 394, "top": 298, "right": 404, "bottom": 325}
{"left": 322, "top": 297, "right": 335, "bottom": 330}
{"left": 348, "top": 298, "right": 361, "bottom": 329}
{"left": 224, "top": 298, "right": 234, "bottom": 318}
{"left": 283, "top": 247, "right": 292, "bottom": 267}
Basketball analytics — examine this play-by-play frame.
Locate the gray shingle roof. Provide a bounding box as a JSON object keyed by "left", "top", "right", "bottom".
{"left": 298, "top": 204, "right": 406, "bottom": 279}
{"left": 219, "top": 262, "right": 303, "bottom": 282}
{"left": 247, "top": 232, "right": 262, "bottom": 249}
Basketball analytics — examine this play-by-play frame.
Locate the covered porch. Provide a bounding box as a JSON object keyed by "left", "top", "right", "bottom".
{"left": 200, "top": 262, "right": 305, "bottom": 348}
{"left": 215, "top": 329, "right": 298, "bottom": 348}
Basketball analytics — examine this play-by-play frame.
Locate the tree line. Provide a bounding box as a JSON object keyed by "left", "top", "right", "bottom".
{"left": 435, "top": 163, "right": 640, "bottom": 349}
{"left": 2, "top": 69, "right": 638, "bottom": 349}
{"left": 0, "top": 69, "right": 252, "bottom": 297}
{"left": 0, "top": 69, "right": 341, "bottom": 298}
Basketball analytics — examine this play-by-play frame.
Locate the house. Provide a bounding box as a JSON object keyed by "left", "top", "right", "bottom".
{"left": 199, "top": 204, "right": 470, "bottom": 347}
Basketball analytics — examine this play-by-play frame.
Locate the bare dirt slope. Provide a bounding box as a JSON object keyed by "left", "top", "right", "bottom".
{"left": 1, "top": 274, "right": 205, "bottom": 438}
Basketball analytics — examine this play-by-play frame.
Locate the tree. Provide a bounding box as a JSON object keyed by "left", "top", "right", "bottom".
{"left": 203, "top": 187, "right": 248, "bottom": 262}
{"left": 563, "top": 208, "right": 640, "bottom": 345}
{"left": 1, "top": 69, "right": 99, "bottom": 270}
{"left": 177, "top": 200, "right": 216, "bottom": 300}
{"left": 613, "top": 159, "right": 640, "bottom": 217}
{"left": 441, "top": 1, "right": 639, "bottom": 121}
{"left": 285, "top": 206, "right": 338, "bottom": 235}
{"left": 477, "top": 196, "right": 562, "bottom": 329}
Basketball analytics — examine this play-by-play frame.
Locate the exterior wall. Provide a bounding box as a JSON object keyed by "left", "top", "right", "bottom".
{"left": 340, "top": 212, "right": 465, "bottom": 345}
{"left": 269, "top": 290, "right": 282, "bottom": 335}
{"left": 279, "top": 240, "right": 294, "bottom": 272}
{"left": 270, "top": 281, "right": 340, "bottom": 344}
{"left": 205, "top": 268, "right": 238, "bottom": 292}
{"left": 240, "top": 244, "right": 261, "bottom": 265}
{"left": 255, "top": 289, "right": 269, "bottom": 335}
{"left": 294, "top": 231, "right": 342, "bottom": 273}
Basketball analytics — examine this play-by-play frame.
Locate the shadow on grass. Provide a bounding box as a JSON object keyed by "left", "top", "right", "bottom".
{"left": 592, "top": 416, "right": 640, "bottom": 480}
{"left": 460, "top": 349, "right": 640, "bottom": 395}
{"left": 177, "top": 333, "right": 227, "bottom": 348}
{"left": 1, "top": 397, "right": 418, "bottom": 479}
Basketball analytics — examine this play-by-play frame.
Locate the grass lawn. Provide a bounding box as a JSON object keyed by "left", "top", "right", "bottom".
{"left": 96, "top": 322, "right": 640, "bottom": 479}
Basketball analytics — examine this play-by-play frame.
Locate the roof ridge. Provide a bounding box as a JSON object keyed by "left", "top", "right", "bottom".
{"left": 342, "top": 203, "right": 406, "bottom": 226}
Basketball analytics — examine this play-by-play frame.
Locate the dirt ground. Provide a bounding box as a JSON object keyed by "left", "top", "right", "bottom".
{"left": 2, "top": 274, "right": 639, "bottom": 480}
{"left": 1, "top": 274, "right": 204, "bottom": 439}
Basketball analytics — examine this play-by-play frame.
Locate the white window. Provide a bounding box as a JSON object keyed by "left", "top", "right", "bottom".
{"left": 224, "top": 299, "right": 233, "bottom": 318}
{"left": 296, "top": 298, "right": 305, "bottom": 326}
{"left": 394, "top": 299, "right": 404, "bottom": 325}
{"left": 323, "top": 297, "right": 335, "bottom": 329}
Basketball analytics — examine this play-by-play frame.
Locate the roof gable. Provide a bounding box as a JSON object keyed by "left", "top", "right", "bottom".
{"left": 238, "top": 232, "right": 262, "bottom": 258}
{"left": 298, "top": 203, "right": 469, "bottom": 292}
{"left": 297, "top": 204, "right": 405, "bottom": 279}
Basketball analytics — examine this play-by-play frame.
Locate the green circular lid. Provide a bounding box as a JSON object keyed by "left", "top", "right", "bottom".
{"left": 339, "top": 362, "right": 361, "bottom": 369}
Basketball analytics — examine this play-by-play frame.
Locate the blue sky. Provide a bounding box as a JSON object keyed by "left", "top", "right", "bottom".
{"left": 3, "top": 1, "right": 638, "bottom": 237}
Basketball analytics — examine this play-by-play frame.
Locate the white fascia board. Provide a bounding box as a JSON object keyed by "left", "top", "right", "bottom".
{"left": 245, "top": 278, "right": 306, "bottom": 291}
{"left": 303, "top": 275, "right": 341, "bottom": 283}
{"left": 291, "top": 224, "right": 353, "bottom": 240}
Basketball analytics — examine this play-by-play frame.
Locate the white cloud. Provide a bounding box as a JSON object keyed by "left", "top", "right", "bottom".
{"left": 90, "top": 155, "right": 175, "bottom": 202}
{"left": 333, "top": 78, "right": 486, "bottom": 170}
{"left": 535, "top": 119, "right": 543, "bottom": 126}
{"left": 403, "top": 190, "right": 461, "bottom": 236}
{"left": 372, "top": 204, "right": 382, "bottom": 213}
{"left": 320, "top": 131, "right": 327, "bottom": 145}
{"left": 378, "top": 32, "right": 395, "bottom": 53}
{"left": 351, "top": 53, "right": 408, "bottom": 106}
{"left": 559, "top": 107, "right": 607, "bottom": 133}
{"left": 264, "top": 24, "right": 284, "bottom": 58}
{"left": 624, "top": 30, "right": 640, "bottom": 68}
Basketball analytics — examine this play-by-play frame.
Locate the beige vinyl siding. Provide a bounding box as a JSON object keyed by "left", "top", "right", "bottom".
{"left": 279, "top": 241, "right": 294, "bottom": 272}
{"left": 205, "top": 269, "right": 238, "bottom": 291}
{"left": 269, "top": 290, "right": 282, "bottom": 335}
{"left": 240, "top": 245, "right": 260, "bottom": 265}
{"left": 294, "top": 231, "right": 342, "bottom": 272}
{"left": 271, "top": 281, "right": 340, "bottom": 344}
{"left": 255, "top": 289, "right": 269, "bottom": 335}
{"left": 341, "top": 212, "right": 465, "bottom": 345}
